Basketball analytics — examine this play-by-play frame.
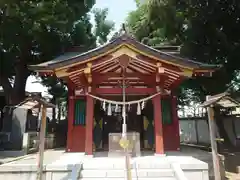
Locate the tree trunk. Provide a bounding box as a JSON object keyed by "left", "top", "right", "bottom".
{"left": 0, "top": 76, "right": 13, "bottom": 105}
{"left": 0, "top": 62, "right": 29, "bottom": 106}
{"left": 12, "top": 62, "right": 29, "bottom": 105}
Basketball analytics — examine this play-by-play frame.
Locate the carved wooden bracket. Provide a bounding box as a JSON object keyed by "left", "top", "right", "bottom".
{"left": 118, "top": 54, "right": 130, "bottom": 68}
{"left": 84, "top": 63, "right": 92, "bottom": 84}
{"left": 157, "top": 63, "right": 165, "bottom": 74}
{"left": 179, "top": 68, "right": 193, "bottom": 77}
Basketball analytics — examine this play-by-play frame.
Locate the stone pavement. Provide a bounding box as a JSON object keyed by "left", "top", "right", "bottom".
{"left": 0, "top": 149, "right": 64, "bottom": 165}
{"left": 0, "top": 146, "right": 218, "bottom": 180}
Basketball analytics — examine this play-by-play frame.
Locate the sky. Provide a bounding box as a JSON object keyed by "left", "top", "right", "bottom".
{"left": 24, "top": 0, "right": 137, "bottom": 97}
{"left": 91, "top": 0, "right": 137, "bottom": 30}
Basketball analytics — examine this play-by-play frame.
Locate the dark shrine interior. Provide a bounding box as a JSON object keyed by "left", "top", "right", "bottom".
{"left": 94, "top": 95, "right": 153, "bottom": 151}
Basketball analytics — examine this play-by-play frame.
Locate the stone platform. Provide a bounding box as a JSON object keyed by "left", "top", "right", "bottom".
{"left": 80, "top": 155, "right": 208, "bottom": 180}
{"left": 0, "top": 148, "right": 211, "bottom": 180}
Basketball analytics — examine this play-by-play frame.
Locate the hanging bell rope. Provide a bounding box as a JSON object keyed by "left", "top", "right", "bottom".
{"left": 87, "top": 91, "right": 162, "bottom": 105}
{"left": 122, "top": 106, "right": 126, "bottom": 118}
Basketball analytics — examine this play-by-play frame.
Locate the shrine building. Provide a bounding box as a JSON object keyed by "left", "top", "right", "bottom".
{"left": 29, "top": 34, "right": 219, "bottom": 156}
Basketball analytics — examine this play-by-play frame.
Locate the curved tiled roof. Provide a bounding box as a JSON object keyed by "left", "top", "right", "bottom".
{"left": 29, "top": 33, "right": 221, "bottom": 71}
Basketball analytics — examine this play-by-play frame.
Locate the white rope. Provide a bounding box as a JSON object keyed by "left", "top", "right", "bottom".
{"left": 86, "top": 91, "right": 162, "bottom": 105}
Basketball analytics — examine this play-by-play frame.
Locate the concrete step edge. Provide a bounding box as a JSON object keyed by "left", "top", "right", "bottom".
{"left": 78, "top": 178, "right": 177, "bottom": 180}
{"left": 80, "top": 169, "right": 175, "bottom": 178}
{"left": 82, "top": 164, "right": 171, "bottom": 170}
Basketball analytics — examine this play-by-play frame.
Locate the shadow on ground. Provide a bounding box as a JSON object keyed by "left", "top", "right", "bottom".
{"left": 223, "top": 152, "right": 240, "bottom": 173}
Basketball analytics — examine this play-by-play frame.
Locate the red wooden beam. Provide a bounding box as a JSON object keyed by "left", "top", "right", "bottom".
{"left": 95, "top": 61, "right": 118, "bottom": 73}
{"left": 92, "top": 72, "right": 152, "bottom": 77}
{"left": 136, "top": 54, "right": 182, "bottom": 73}
{"left": 92, "top": 60, "right": 114, "bottom": 71}
{"left": 38, "top": 71, "right": 54, "bottom": 76}
{"left": 91, "top": 70, "right": 173, "bottom": 78}
{"left": 92, "top": 72, "right": 157, "bottom": 84}
{"left": 98, "top": 83, "right": 148, "bottom": 87}
{"left": 129, "top": 61, "right": 154, "bottom": 73}
{"left": 100, "top": 64, "right": 121, "bottom": 73}
{"left": 70, "top": 74, "right": 89, "bottom": 86}
{"left": 100, "top": 81, "right": 145, "bottom": 84}
{"left": 95, "top": 87, "right": 156, "bottom": 94}
{"left": 61, "top": 76, "right": 75, "bottom": 86}
{"left": 71, "top": 72, "right": 170, "bottom": 87}
{"left": 70, "top": 71, "right": 177, "bottom": 87}
{"left": 66, "top": 54, "right": 113, "bottom": 73}
{"left": 193, "top": 71, "right": 213, "bottom": 77}
{"left": 69, "top": 69, "right": 84, "bottom": 78}
{"left": 72, "top": 76, "right": 173, "bottom": 89}
{"left": 97, "top": 80, "right": 166, "bottom": 87}
{"left": 168, "top": 77, "right": 185, "bottom": 90}
{"left": 131, "top": 59, "right": 155, "bottom": 71}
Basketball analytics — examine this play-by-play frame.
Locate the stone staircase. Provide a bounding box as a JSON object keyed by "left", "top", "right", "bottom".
{"left": 0, "top": 151, "right": 209, "bottom": 180}
{"left": 78, "top": 157, "right": 177, "bottom": 180}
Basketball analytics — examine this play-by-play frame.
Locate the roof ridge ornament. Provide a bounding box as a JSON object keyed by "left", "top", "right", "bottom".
{"left": 118, "top": 23, "right": 136, "bottom": 41}
{"left": 118, "top": 23, "right": 128, "bottom": 41}
{"left": 122, "top": 23, "right": 127, "bottom": 33}
{"left": 119, "top": 23, "right": 127, "bottom": 35}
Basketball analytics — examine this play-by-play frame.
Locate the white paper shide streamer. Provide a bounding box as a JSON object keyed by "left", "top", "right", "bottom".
{"left": 107, "top": 103, "right": 112, "bottom": 116}
{"left": 115, "top": 104, "right": 118, "bottom": 112}
{"left": 87, "top": 91, "right": 161, "bottom": 116}
{"left": 102, "top": 101, "right": 106, "bottom": 111}
{"left": 137, "top": 102, "right": 141, "bottom": 115}
{"left": 141, "top": 101, "right": 145, "bottom": 110}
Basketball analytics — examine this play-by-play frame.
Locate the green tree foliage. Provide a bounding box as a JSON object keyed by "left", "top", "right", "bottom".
{"left": 127, "top": 0, "right": 240, "bottom": 147}
{"left": 180, "top": 0, "right": 240, "bottom": 97}
{"left": 93, "top": 8, "right": 115, "bottom": 45}
{"left": 40, "top": 7, "right": 114, "bottom": 92}
{"left": 127, "top": 0, "right": 194, "bottom": 105}
{"left": 127, "top": 0, "right": 240, "bottom": 103}
{"left": 127, "top": 0, "right": 185, "bottom": 46}
{"left": 0, "top": 0, "right": 95, "bottom": 105}
{"left": 40, "top": 7, "right": 115, "bottom": 99}
{"left": 39, "top": 7, "right": 114, "bottom": 120}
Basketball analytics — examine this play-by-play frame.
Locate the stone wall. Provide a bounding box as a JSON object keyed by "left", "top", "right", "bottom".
{"left": 179, "top": 115, "right": 240, "bottom": 146}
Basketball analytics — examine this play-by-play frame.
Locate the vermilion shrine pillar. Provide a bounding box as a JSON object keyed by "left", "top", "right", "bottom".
{"left": 67, "top": 84, "right": 74, "bottom": 152}
{"left": 85, "top": 95, "right": 94, "bottom": 155}
{"left": 153, "top": 94, "right": 164, "bottom": 154}
{"left": 172, "top": 95, "right": 180, "bottom": 150}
